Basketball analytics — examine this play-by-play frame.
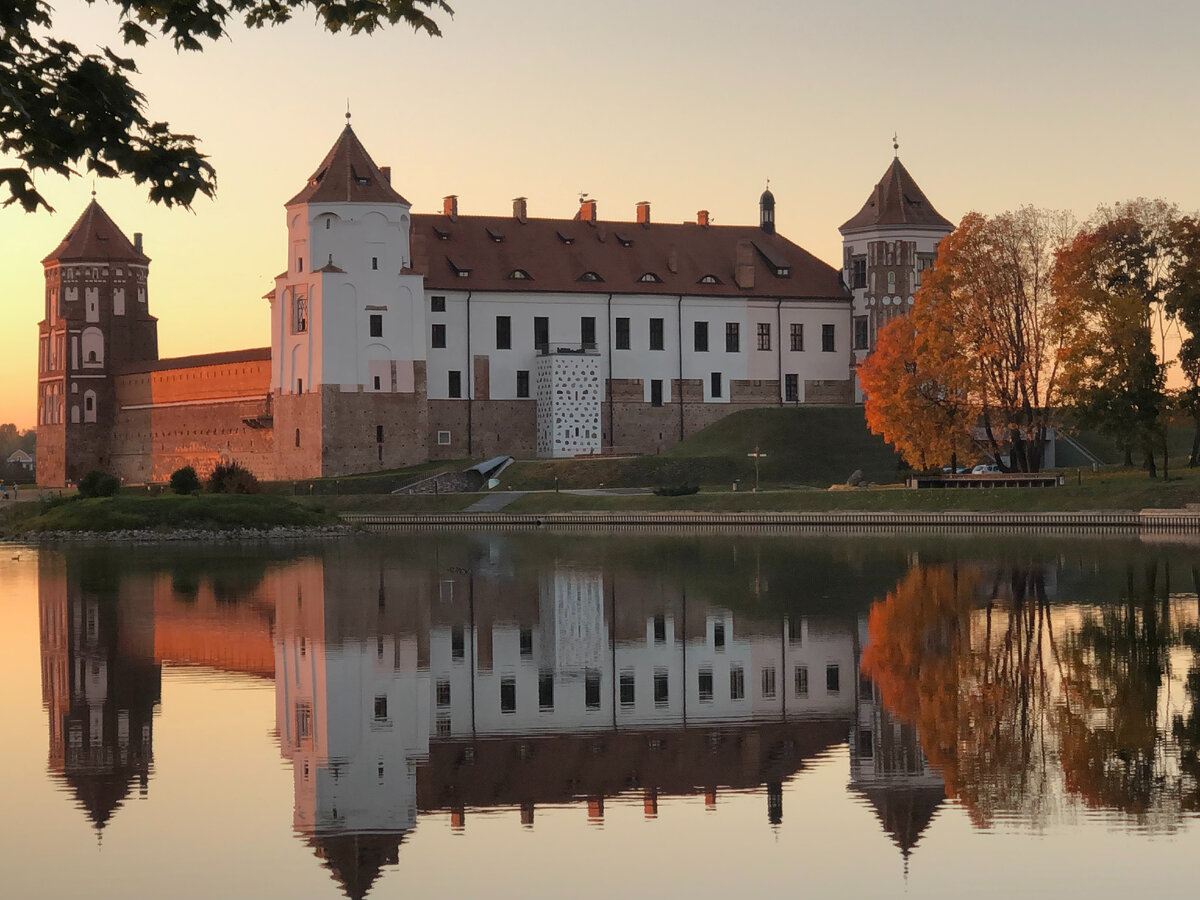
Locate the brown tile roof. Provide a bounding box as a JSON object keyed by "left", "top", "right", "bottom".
{"left": 287, "top": 125, "right": 409, "bottom": 206}
{"left": 42, "top": 200, "right": 149, "bottom": 264}
{"left": 840, "top": 158, "right": 954, "bottom": 234}
{"left": 117, "top": 346, "right": 270, "bottom": 376}
{"left": 411, "top": 214, "right": 849, "bottom": 300}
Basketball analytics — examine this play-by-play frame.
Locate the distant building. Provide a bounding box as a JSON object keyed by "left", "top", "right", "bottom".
{"left": 6, "top": 449, "right": 33, "bottom": 471}
{"left": 35, "top": 126, "right": 951, "bottom": 484}
{"left": 840, "top": 153, "right": 954, "bottom": 400}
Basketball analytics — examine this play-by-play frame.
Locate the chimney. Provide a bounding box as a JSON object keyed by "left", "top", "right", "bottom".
{"left": 513, "top": 197, "right": 528, "bottom": 223}
{"left": 697, "top": 210, "right": 710, "bottom": 227}
{"left": 443, "top": 195, "right": 458, "bottom": 218}
{"left": 133, "top": 232, "right": 143, "bottom": 253}
{"left": 580, "top": 198, "right": 597, "bottom": 222}
{"left": 380, "top": 166, "right": 391, "bottom": 184}
{"left": 635, "top": 201, "right": 651, "bottom": 225}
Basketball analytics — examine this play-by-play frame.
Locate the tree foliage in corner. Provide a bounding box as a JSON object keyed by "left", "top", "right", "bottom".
{"left": 0, "top": 0, "right": 452, "bottom": 212}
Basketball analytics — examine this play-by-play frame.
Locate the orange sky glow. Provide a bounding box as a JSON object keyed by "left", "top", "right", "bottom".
{"left": 3, "top": 0, "right": 1199, "bottom": 428}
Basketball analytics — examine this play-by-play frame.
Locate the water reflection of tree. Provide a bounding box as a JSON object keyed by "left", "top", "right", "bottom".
{"left": 862, "top": 559, "right": 1193, "bottom": 829}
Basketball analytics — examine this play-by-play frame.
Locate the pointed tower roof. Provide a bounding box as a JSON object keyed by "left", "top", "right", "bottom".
{"left": 42, "top": 200, "right": 149, "bottom": 264}
{"left": 287, "top": 124, "right": 409, "bottom": 206}
{"left": 308, "top": 831, "right": 406, "bottom": 900}
{"left": 839, "top": 158, "right": 953, "bottom": 234}
{"left": 851, "top": 782, "right": 945, "bottom": 858}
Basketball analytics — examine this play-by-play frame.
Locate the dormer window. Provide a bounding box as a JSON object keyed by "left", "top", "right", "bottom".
{"left": 639, "top": 272, "right": 662, "bottom": 283}
{"left": 447, "top": 257, "right": 472, "bottom": 278}
{"left": 557, "top": 231, "right": 575, "bottom": 245}
{"left": 578, "top": 271, "right": 603, "bottom": 283}
{"left": 432, "top": 225, "right": 451, "bottom": 241}
{"left": 615, "top": 233, "right": 634, "bottom": 247}
{"left": 776, "top": 267, "right": 790, "bottom": 277}
{"left": 486, "top": 227, "right": 505, "bottom": 243}
{"left": 698, "top": 274, "right": 721, "bottom": 285}
{"left": 507, "top": 269, "right": 532, "bottom": 280}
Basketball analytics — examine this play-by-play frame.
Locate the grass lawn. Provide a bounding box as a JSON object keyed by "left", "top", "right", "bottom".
{"left": 0, "top": 493, "right": 338, "bottom": 537}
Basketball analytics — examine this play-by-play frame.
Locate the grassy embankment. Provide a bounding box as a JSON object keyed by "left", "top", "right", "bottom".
{"left": 0, "top": 493, "right": 338, "bottom": 538}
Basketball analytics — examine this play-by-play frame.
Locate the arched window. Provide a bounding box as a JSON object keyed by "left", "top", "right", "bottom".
{"left": 81, "top": 327, "right": 104, "bottom": 368}
{"left": 639, "top": 272, "right": 662, "bottom": 283}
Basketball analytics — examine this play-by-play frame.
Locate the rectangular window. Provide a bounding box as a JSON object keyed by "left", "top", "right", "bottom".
{"left": 694, "top": 321, "right": 709, "bottom": 352}
{"left": 711, "top": 372, "right": 722, "bottom": 398}
{"left": 730, "top": 665, "right": 745, "bottom": 701}
{"left": 650, "top": 379, "right": 663, "bottom": 407}
{"left": 295, "top": 428, "right": 301, "bottom": 448}
{"left": 853, "top": 316, "right": 869, "bottom": 351}
{"left": 619, "top": 672, "right": 636, "bottom": 707}
{"left": 857, "top": 729, "right": 874, "bottom": 758}
{"left": 374, "top": 695, "right": 388, "bottom": 720}
{"left": 615, "top": 317, "right": 631, "bottom": 350}
{"left": 516, "top": 370, "right": 530, "bottom": 398}
{"left": 826, "top": 664, "right": 840, "bottom": 693}
{"left": 757, "top": 322, "right": 771, "bottom": 351}
{"left": 761, "top": 666, "right": 777, "bottom": 700}
{"left": 851, "top": 256, "right": 867, "bottom": 289}
{"left": 534, "top": 316, "right": 549, "bottom": 351}
{"left": 451, "top": 626, "right": 464, "bottom": 660}
{"left": 496, "top": 315, "right": 512, "bottom": 350}
{"left": 519, "top": 628, "right": 533, "bottom": 658}
{"left": 297, "top": 256, "right": 303, "bottom": 272}
{"left": 297, "top": 378, "right": 303, "bottom": 393}
{"left": 437, "top": 430, "right": 451, "bottom": 446}
{"left": 713, "top": 620, "right": 725, "bottom": 650}
{"left": 431, "top": 295, "right": 446, "bottom": 312}
{"left": 653, "top": 669, "right": 669, "bottom": 707}
{"left": 375, "top": 425, "right": 384, "bottom": 443}
{"left": 372, "top": 256, "right": 378, "bottom": 270}
{"left": 795, "top": 666, "right": 809, "bottom": 697}
{"left": 653, "top": 615, "right": 666, "bottom": 644}
{"left": 649, "top": 317, "right": 664, "bottom": 351}
{"left": 581, "top": 316, "right": 596, "bottom": 347}
{"left": 790, "top": 323, "right": 804, "bottom": 351}
{"left": 436, "top": 680, "right": 451, "bottom": 707}
{"left": 373, "top": 375, "right": 381, "bottom": 391}
{"left": 822, "top": 324, "right": 836, "bottom": 352}
{"left": 725, "top": 322, "right": 739, "bottom": 352}
{"left": 585, "top": 670, "right": 602, "bottom": 710}
{"left": 698, "top": 668, "right": 714, "bottom": 702}
{"left": 538, "top": 671, "right": 554, "bottom": 710}
{"left": 500, "top": 677, "right": 516, "bottom": 713}
{"left": 788, "top": 617, "right": 803, "bottom": 645}
{"left": 785, "top": 374, "right": 799, "bottom": 402}
{"left": 431, "top": 322, "right": 447, "bottom": 348}
{"left": 448, "top": 370, "right": 462, "bottom": 398}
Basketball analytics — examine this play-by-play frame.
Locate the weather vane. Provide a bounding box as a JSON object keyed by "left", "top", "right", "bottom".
{"left": 346, "top": 99, "right": 351, "bottom": 123}
{"left": 893, "top": 132, "right": 899, "bottom": 156}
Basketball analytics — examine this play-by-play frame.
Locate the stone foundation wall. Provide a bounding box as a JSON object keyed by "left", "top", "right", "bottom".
{"left": 109, "top": 399, "right": 275, "bottom": 484}
{"left": 317, "top": 386, "right": 430, "bottom": 477}
{"left": 804, "top": 378, "right": 854, "bottom": 404}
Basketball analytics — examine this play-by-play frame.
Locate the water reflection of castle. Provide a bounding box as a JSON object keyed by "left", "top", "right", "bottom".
{"left": 38, "top": 549, "right": 941, "bottom": 898}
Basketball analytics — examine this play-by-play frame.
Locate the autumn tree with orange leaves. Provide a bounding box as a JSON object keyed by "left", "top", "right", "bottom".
{"left": 861, "top": 208, "right": 1078, "bottom": 472}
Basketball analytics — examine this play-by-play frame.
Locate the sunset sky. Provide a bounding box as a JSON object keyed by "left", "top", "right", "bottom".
{"left": 3, "top": 0, "right": 1199, "bottom": 428}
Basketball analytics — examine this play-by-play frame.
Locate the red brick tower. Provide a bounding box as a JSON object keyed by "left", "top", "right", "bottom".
{"left": 37, "top": 201, "right": 159, "bottom": 485}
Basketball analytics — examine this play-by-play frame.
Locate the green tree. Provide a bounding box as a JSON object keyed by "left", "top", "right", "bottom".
{"left": 1, "top": 0, "right": 452, "bottom": 212}
{"left": 1054, "top": 202, "right": 1176, "bottom": 477}
{"left": 1165, "top": 215, "right": 1200, "bottom": 466}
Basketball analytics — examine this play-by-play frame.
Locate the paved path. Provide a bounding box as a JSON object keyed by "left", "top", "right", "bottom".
{"left": 464, "top": 492, "right": 523, "bottom": 512}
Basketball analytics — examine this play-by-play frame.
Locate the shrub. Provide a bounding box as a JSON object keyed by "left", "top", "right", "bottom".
{"left": 169, "top": 465, "right": 201, "bottom": 495}
{"left": 653, "top": 482, "right": 699, "bottom": 497}
{"left": 207, "top": 461, "right": 261, "bottom": 494}
{"left": 78, "top": 470, "right": 120, "bottom": 498}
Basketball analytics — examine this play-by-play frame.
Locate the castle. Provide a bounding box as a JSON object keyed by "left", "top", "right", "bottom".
{"left": 35, "top": 125, "right": 952, "bottom": 485}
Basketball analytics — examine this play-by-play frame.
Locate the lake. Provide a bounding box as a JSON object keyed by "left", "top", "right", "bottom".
{"left": 1, "top": 531, "right": 1198, "bottom": 899}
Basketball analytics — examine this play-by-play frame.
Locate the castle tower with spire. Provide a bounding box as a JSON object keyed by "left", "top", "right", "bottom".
{"left": 840, "top": 150, "right": 953, "bottom": 400}
{"left": 271, "top": 120, "right": 429, "bottom": 478}
{"left": 37, "top": 201, "right": 158, "bottom": 484}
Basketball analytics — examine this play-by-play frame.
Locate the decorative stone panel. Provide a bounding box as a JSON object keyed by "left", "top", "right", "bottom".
{"left": 536, "top": 351, "right": 602, "bottom": 458}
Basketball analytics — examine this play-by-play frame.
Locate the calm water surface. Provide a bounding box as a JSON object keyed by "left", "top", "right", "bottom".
{"left": 2, "top": 532, "right": 1199, "bottom": 899}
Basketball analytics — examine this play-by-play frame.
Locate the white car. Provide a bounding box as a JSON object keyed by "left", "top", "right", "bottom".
{"left": 972, "top": 464, "right": 1001, "bottom": 474}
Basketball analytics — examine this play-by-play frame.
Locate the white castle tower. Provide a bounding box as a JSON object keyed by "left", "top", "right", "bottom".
{"left": 271, "top": 119, "right": 429, "bottom": 478}
{"left": 840, "top": 147, "right": 954, "bottom": 400}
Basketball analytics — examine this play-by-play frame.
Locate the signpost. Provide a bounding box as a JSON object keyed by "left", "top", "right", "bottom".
{"left": 747, "top": 446, "right": 767, "bottom": 492}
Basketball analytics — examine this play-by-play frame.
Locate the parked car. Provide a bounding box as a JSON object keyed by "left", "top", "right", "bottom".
{"left": 972, "top": 463, "right": 1001, "bottom": 474}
